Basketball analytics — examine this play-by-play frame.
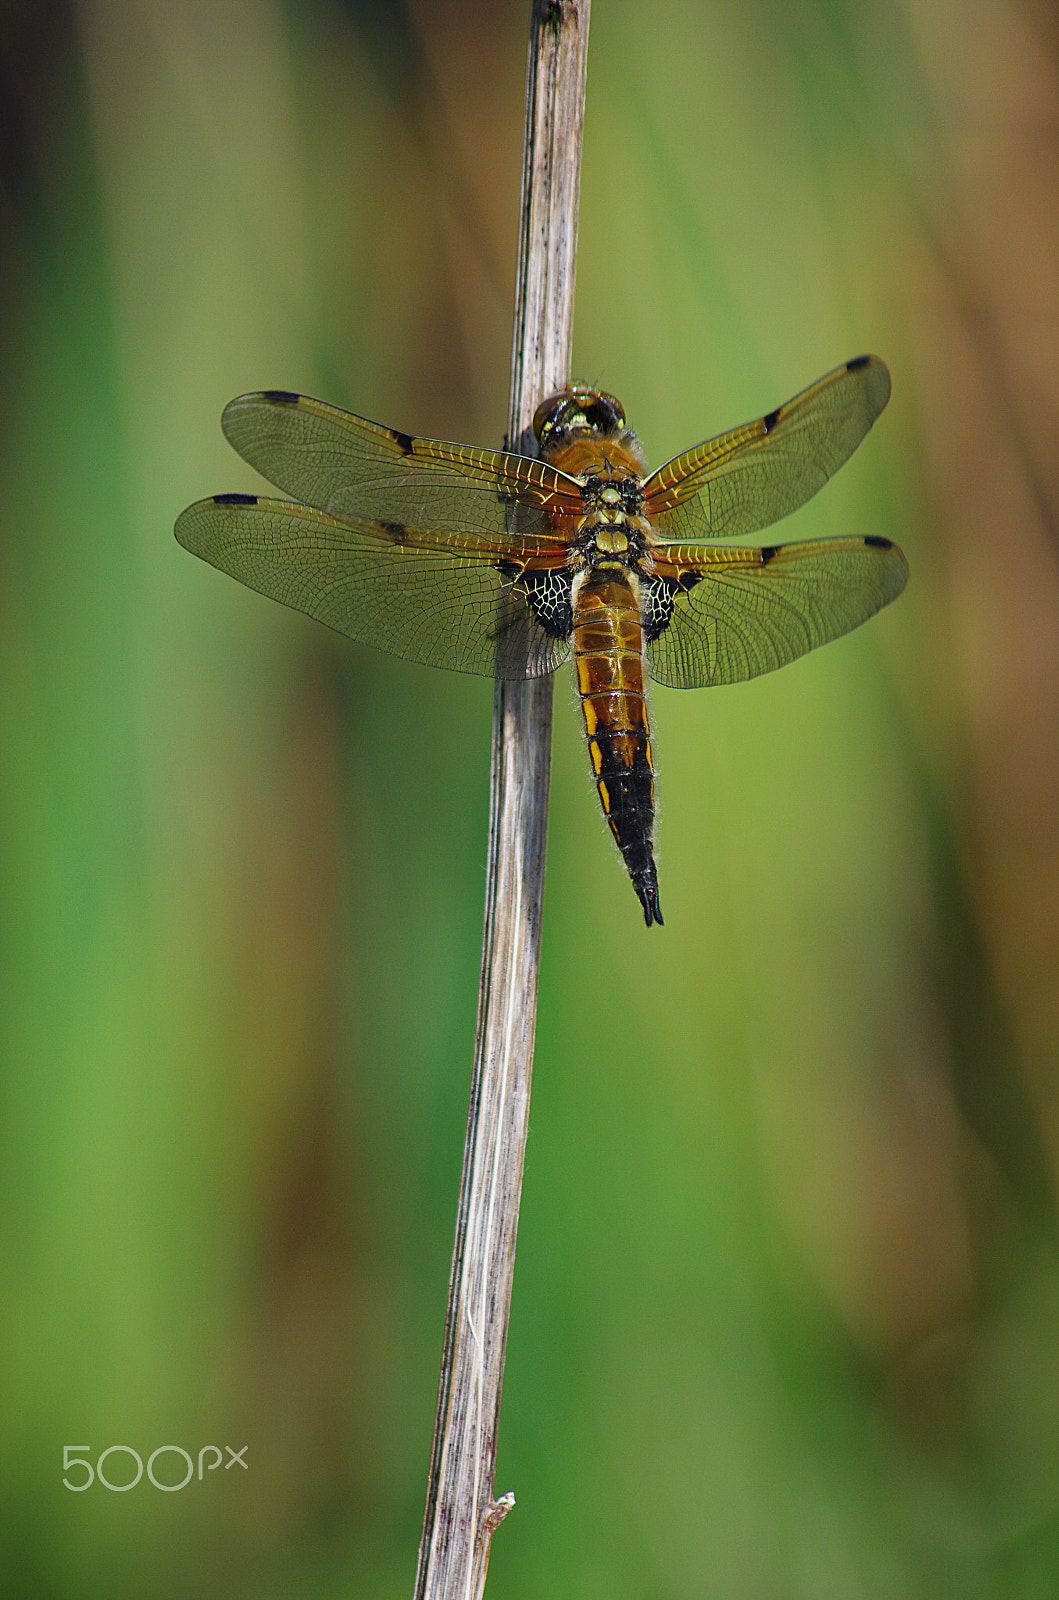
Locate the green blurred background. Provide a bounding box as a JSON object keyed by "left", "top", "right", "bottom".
{"left": 3, "top": 0, "right": 1059, "bottom": 1594}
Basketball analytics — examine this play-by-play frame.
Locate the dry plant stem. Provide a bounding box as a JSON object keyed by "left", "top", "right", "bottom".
{"left": 412, "top": 4, "right": 590, "bottom": 1599}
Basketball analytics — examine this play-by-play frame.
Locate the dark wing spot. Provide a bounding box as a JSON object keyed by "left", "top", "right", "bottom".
{"left": 495, "top": 559, "right": 521, "bottom": 581}
{"left": 391, "top": 430, "right": 415, "bottom": 456}
{"left": 262, "top": 389, "right": 300, "bottom": 404}
{"left": 863, "top": 534, "right": 893, "bottom": 550}
{"left": 762, "top": 407, "right": 781, "bottom": 434}
{"left": 846, "top": 355, "right": 870, "bottom": 373}
{"left": 377, "top": 519, "right": 410, "bottom": 544}
{"left": 678, "top": 570, "right": 701, "bottom": 591}
{"left": 759, "top": 545, "right": 779, "bottom": 565}
{"left": 518, "top": 567, "right": 574, "bottom": 639}
{"left": 213, "top": 492, "right": 258, "bottom": 505}
{"left": 640, "top": 575, "right": 677, "bottom": 640}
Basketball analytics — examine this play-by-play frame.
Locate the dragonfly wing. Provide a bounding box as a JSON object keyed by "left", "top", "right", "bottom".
{"left": 644, "top": 534, "right": 907, "bottom": 689}
{"left": 644, "top": 356, "right": 891, "bottom": 544}
{"left": 220, "top": 390, "right": 581, "bottom": 545}
{"left": 174, "top": 494, "right": 572, "bottom": 679}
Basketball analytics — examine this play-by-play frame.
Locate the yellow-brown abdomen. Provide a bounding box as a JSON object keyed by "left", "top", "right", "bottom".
{"left": 572, "top": 569, "right": 662, "bottom": 925}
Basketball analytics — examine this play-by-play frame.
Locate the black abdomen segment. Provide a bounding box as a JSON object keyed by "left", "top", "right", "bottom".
{"left": 572, "top": 571, "right": 662, "bottom": 927}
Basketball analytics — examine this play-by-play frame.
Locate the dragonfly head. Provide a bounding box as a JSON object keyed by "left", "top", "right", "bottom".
{"left": 533, "top": 385, "right": 627, "bottom": 455}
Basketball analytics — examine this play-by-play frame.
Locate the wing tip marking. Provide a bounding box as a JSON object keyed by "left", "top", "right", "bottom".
{"left": 212, "top": 492, "right": 259, "bottom": 506}
{"left": 261, "top": 389, "right": 300, "bottom": 405}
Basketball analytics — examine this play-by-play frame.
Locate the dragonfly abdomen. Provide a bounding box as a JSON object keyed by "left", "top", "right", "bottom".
{"left": 572, "top": 569, "right": 662, "bottom": 927}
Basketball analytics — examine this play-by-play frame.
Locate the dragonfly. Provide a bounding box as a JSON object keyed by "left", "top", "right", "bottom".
{"left": 175, "top": 355, "right": 906, "bottom": 927}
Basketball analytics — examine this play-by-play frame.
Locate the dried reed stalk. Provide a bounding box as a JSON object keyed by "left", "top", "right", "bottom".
{"left": 412, "top": 5, "right": 591, "bottom": 1597}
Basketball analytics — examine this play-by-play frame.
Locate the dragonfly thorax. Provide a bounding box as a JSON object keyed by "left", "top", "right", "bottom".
{"left": 575, "top": 470, "right": 651, "bottom": 561}
{"left": 581, "top": 475, "right": 646, "bottom": 515}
